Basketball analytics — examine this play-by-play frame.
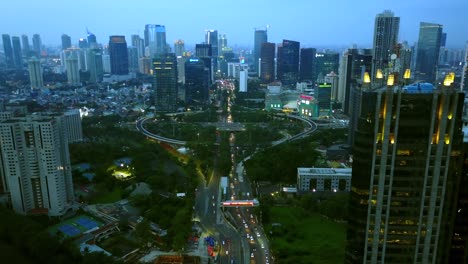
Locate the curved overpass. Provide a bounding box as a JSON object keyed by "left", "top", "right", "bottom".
{"left": 136, "top": 114, "right": 317, "bottom": 147}
{"left": 136, "top": 117, "right": 187, "bottom": 146}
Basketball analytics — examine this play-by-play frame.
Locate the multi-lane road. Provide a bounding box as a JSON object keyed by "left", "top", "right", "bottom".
{"left": 136, "top": 80, "right": 317, "bottom": 264}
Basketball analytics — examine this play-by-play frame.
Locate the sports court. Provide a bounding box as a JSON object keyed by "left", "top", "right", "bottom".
{"left": 50, "top": 215, "right": 103, "bottom": 238}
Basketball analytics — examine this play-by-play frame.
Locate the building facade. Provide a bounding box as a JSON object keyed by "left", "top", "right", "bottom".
{"left": 254, "top": 29, "right": 268, "bottom": 72}
{"left": 153, "top": 54, "right": 178, "bottom": 112}
{"left": 109, "top": 36, "right": 129, "bottom": 75}
{"left": 277, "top": 39, "right": 300, "bottom": 87}
{"left": 0, "top": 115, "right": 76, "bottom": 216}
{"left": 297, "top": 168, "right": 352, "bottom": 192}
{"left": 28, "top": 57, "right": 44, "bottom": 89}
{"left": 415, "top": 22, "right": 443, "bottom": 83}
{"left": 2, "top": 34, "right": 14, "bottom": 68}
{"left": 260, "top": 42, "right": 275, "bottom": 83}
{"left": 345, "top": 84, "right": 464, "bottom": 263}
{"left": 299, "top": 48, "right": 316, "bottom": 81}
{"left": 372, "top": 10, "right": 400, "bottom": 81}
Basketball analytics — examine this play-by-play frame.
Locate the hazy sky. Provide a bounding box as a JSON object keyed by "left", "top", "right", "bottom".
{"left": 2, "top": 0, "right": 468, "bottom": 49}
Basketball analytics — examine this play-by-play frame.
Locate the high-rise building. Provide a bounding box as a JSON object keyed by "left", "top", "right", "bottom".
{"left": 32, "top": 34, "right": 41, "bottom": 57}
{"left": 87, "top": 31, "right": 97, "bottom": 47}
{"left": 218, "top": 34, "right": 227, "bottom": 51}
{"left": 153, "top": 53, "right": 178, "bottom": 112}
{"left": 65, "top": 53, "right": 80, "bottom": 86}
{"left": 299, "top": 48, "right": 316, "bottom": 81}
{"left": 372, "top": 10, "right": 400, "bottom": 81}
{"left": 78, "top": 38, "right": 88, "bottom": 49}
{"left": 131, "top": 34, "right": 145, "bottom": 58}
{"left": 185, "top": 58, "right": 210, "bottom": 103}
{"left": 174, "top": 40, "right": 185, "bottom": 57}
{"left": 196, "top": 44, "right": 212, "bottom": 57}
{"left": 415, "top": 22, "right": 443, "bottom": 83}
{"left": 338, "top": 48, "right": 372, "bottom": 114}
{"left": 11, "top": 36, "right": 22, "bottom": 69}
{"left": 21, "top": 35, "right": 30, "bottom": 56}
{"left": 28, "top": 57, "right": 44, "bottom": 88}
{"left": 0, "top": 114, "right": 76, "bottom": 216}
{"left": 127, "top": 47, "right": 139, "bottom": 73}
{"left": 254, "top": 29, "right": 268, "bottom": 72}
{"left": 2, "top": 34, "right": 14, "bottom": 68}
{"left": 314, "top": 51, "right": 340, "bottom": 83}
{"left": 109, "top": 36, "right": 129, "bottom": 75}
{"left": 176, "top": 56, "right": 187, "bottom": 84}
{"left": 205, "top": 30, "right": 218, "bottom": 57}
{"left": 144, "top": 24, "right": 166, "bottom": 57}
{"left": 61, "top": 34, "right": 71, "bottom": 50}
{"left": 239, "top": 70, "right": 248, "bottom": 92}
{"left": 449, "top": 131, "right": 468, "bottom": 263}
{"left": 277, "top": 39, "right": 300, "bottom": 87}
{"left": 345, "top": 83, "right": 465, "bottom": 263}
{"left": 86, "top": 48, "right": 103, "bottom": 83}
{"left": 462, "top": 43, "right": 468, "bottom": 93}
{"left": 260, "top": 42, "right": 275, "bottom": 83}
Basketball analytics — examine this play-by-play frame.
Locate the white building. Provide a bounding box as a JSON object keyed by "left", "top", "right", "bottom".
{"left": 28, "top": 57, "right": 44, "bottom": 89}
{"left": 65, "top": 53, "right": 80, "bottom": 86}
{"left": 297, "top": 167, "right": 352, "bottom": 192}
{"left": 227, "top": 62, "right": 249, "bottom": 79}
{"left": 239, "top": 70, "right": 248, "bottom": 92}
{"left": 0, "top": 114, "right": 76, "bottom": 216}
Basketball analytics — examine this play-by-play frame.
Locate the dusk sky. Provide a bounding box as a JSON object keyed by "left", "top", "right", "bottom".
{"left": 2, "top": 0, "right": 468, "bottom": 49}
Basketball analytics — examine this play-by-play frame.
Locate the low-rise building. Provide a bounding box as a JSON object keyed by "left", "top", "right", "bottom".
{"left": 297, "top": 167, "right": 352, "bottom": 192}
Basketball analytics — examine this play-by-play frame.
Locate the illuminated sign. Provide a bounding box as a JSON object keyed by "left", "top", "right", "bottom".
{"left": 189, "top": 59, "right": 199, "bottom": 62}
{"left": 300, "top": 95, "right": 314, "bottom": 100}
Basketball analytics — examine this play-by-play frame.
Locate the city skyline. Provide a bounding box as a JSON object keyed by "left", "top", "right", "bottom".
{"left": 1, "top": 0, "right": 468, "bottom": 49}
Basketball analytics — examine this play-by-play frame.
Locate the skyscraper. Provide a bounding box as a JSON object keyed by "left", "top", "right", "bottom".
{"left": 0, "top": 114, "right": 75, "bottom": 216}
{"left": 78, "top": 38, "right": 88, "bottom": 49}
{"left": 260, "top": 42, "right": 275, "bottom": 83}
{"left": 345, "top": 83, "right": 464, "bottom": 263}
{"left": 277, "top": 39, "right": 300, "bottom": 87}
{"left": 61, "top": 34, "right": 72, "bottom": 50}
{"left": 21, "top": 35, "right": 30, "bottom": 56}
{"left": 144, "top": 24, "right": 167, "bottom": 57}
{"left": 218, "top": 34, "right": 227, "bottom": 51}
{"left": 131, "top": 34, "right": 145, "bottom": 58}
{"left": 32, "top": 34, "right": 41, "bottom": 57}
{"left": 185, "top": 58, "right": 210, "bottom": 103}
{"left": 65, "top": 53, "right": 80, "bottom": 86}
{"left": 254, "top": 29, "right": 268, "bottom": 72}
{"left": 338, "top": 48, "right": 372, "bottom": 115}
{"left": 87, "top": 31, "right": 97, "bottom": 47}
{"left": 127, "top": 47, "right": 139, "bottom": 73}
{"left": 415, "top": 22, "right": 443, "bottom": 83}
{"left": 195, "top": 44, "right": 212, "bottom": 57}
{"left": 174, "top": 39, "right": 185, "bottom": 57}
{"left": 108, "top": 36, "right": 129, "bottom": 75}
{"left": 11, "top": 36, "right": 22, "bottom": 69}
{"left": 299, "top": 48, "right": 316, "bottom": 81}
{"left": 314, "top": 51, "right": 339, "bottom": 83}
{"left": 86, "top": 48, "right": 103, "bottom": 83}
{"left": 462, "top": 43, "right": 468, "bottom": 93}
{"left": 205, "top": 30, "right": 218, "bottom": 57}
{"left": 372, "top": 10, "right": 400, "bottom": 81}
{"left": 2, "top": 34, "right": 14, "bottom": 68}
{"left": 28, "top": 57, "right": 44, "bottom": 88}
{"left": 153, "top": 53, "right": 178, "bottom": 112}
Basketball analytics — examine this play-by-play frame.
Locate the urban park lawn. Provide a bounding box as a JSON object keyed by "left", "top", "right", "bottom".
{"left": 265, "top": 206, "right": 346, "bottom": 264}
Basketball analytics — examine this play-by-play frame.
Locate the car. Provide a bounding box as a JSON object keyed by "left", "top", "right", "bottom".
{"left": 261, "top": 244, "right": 265, "bottom": 249}
{"left": 250, "top": 253, "right": 254, "bottom": 258}
{"left": 226, "top": 250, "right": 229, "bottom": 255}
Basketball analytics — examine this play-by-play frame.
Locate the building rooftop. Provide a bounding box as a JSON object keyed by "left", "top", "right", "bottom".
{"left": 298, "top": 167, "right": 352, "bottom": 176}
